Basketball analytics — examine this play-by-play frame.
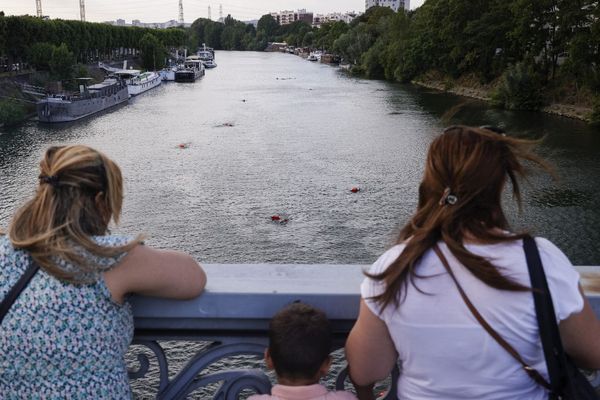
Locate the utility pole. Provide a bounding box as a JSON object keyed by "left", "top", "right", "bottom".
{"left": 208, "top": 5, "right": 211, "bottom": 20}
{"left": 79, "top": 0, "right": 85, "bottom": 22}
{"left": 36, "top": 0, "right": 42, "bottom": 17}
{"left": 178, "top": 0, "right": 184, "bottom": 25}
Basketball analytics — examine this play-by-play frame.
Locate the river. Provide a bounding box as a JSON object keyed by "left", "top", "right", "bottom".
{"left": 1, "top": 51, "right": 599, "bottom": 265}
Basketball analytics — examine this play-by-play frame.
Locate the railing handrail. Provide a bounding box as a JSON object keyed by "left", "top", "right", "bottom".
{"left": 130, "top": 264, "right": 600, "bottom": 338}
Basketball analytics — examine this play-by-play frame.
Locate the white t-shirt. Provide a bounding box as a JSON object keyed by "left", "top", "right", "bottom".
{"left": 361, "top": 237, "right": 583, "bottom": 400}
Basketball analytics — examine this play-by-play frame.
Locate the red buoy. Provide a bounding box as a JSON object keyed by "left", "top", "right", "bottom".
{"left": 271, "top": 215, "right": 281, "bottom": 221}
{"left": 350, "top": 187, "right": 360, "bottom": 193}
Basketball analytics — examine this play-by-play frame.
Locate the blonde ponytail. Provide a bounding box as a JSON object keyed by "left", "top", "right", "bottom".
{"left": 9, "top": 145, "right": 143, "bottom": 283}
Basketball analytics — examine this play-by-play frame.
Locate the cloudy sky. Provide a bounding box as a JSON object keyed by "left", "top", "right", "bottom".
{"left": 2, "top": 0, "right": 425, "bottom": 23}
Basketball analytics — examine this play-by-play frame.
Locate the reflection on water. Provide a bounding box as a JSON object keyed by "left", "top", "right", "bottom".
{"left": 1, "top": 51, "right": 599, "bottom": 267}
{"left": 531, "top": 188, "right": 593, "bottom": 208}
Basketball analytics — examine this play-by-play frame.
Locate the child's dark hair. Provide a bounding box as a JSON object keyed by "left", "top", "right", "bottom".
{"left": 268, "top": 302, "right": 332, "bottom": 380}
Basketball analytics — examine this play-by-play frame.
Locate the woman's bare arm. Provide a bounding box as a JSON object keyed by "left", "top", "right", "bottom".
{"left": 345, "top": 299, "right": 398, "bottom": 399}
{"left": 104, "top": 244, "right": 206, "bottom": 303}
{"left": 559, "top": 285, "right": 600, "bottom": 370}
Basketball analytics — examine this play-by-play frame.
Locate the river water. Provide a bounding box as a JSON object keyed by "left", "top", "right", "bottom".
{"left": 1, "top": 51, "right": 599, "bottom": 265}
{"left": 1, "top": 51, "right": 599, "bottom": 397}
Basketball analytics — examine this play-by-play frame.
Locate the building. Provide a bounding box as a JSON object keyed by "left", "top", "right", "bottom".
{"left": 270, "top": 9, "right": 313, "bottom": 26}
{"left": 312, "top": 12, "right": 360, "bottom": 27}
{"left": 105, "top": 19, "right": 191, "bottom": 28}
{"left": 365, "top": 0, "right": 410, "bottom": 12}
{"left": 243, "top": 19, "right": 259, "bottom": 28}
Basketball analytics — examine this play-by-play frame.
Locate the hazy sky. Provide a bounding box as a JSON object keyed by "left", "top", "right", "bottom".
{"left": 2, "top": 0, "right": 425, "bottom": 23}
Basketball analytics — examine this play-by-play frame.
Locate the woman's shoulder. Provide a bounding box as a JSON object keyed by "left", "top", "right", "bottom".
{"left": 0, "top": 234, "right": 26, "bottom": 269}
{"left": 0, "top": 233, "right": 9, "bottom": 251}
{"left": 367, "top": 243, "right": 407, "bottom": 275}
{"left": 533, "top": 236, "right": 571, "bottom": 262}
{"left": 85, "top": 234, "right": 140, "bottom": 270}
{"left": 92, "top": 234, "right": 138, "bottom": 248}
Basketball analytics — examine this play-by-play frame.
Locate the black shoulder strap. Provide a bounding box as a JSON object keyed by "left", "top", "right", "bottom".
{"left": 0, "top": 262, "right": 40, "bottom": 325}
{"left": 523, "top": 235, "right": 565, "bottom": 394}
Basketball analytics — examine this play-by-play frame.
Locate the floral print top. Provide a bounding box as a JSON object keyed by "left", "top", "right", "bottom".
{"left": 0, "top": 234, "right": 135, "bottom": 399}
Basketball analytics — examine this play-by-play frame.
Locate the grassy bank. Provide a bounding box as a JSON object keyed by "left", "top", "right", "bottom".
{"left": 0, "top": 80, "right": 34, "bottom": 128}
{"left": 412, "top": 73, "right": 594, "bottom": 123}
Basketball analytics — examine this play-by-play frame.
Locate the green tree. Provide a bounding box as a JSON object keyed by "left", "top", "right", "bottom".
{"left": 49, "top": 43, "right": 75, "bottom": 80}
{"left": 257, "top": 14, "right": 279, "bottom": 40}
{"left": 139, "top": 32, "right": 165, "bottom": 70}
{"left": 28, "top": 42, "right": 55, "bottom": 70}
{"left": 0, "top": 100, "right": 26, "bottom": 127}
{"left": 333, "top": 23, "right": 374, "bottom": 65}
{"left": 492, "top": 62, "right": 544, "bottom": 110}
{"left": 314, "top": 21, "right": 349, "bottom": 51}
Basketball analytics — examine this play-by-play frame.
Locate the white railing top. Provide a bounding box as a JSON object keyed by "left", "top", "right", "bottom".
{"left": 130, "top": 264, "right": 600, "bottom": 337}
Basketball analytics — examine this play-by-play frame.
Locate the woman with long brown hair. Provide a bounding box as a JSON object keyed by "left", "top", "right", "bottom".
{"left": 345, "top": 126, "right": 600, "bottom": 399}
{"left": 0, "top": 145, "right": 206, "bottom": 398}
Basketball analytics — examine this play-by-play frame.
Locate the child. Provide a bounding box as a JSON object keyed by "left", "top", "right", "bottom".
{"left": 250, "top": 302, "right": 358, "bottom": 400}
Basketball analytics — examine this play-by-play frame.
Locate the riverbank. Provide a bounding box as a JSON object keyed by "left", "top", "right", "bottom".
{"left": 0, "top": 62, "right": 119, "bottom": 130}
{"left": 412, "top": 77, "right": 593, "bottom": 123}
{"left": 0, "top": 80, "right": 33, "bottom": 128}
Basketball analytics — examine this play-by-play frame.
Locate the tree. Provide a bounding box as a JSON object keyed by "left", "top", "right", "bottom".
{"left": 49, "top": 43, "right": 75, "bottom": 81}
{"left": 0, "top": 100, "right": 26, "bottom": 127}
{"left": 257, "top": 14, "right": 278, "bottom": 40}
{"left": 139, "top": 32, "right": 165, "bottom": 70}
{"left": 28, "top": 42, "right": 55, "bottom": 70}
{"left": 333, "top": 23, "right": 374, "bottom": 65}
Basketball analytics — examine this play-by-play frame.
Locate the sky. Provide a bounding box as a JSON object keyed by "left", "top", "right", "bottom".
{"left": 2, "top": 0, "right": 425, "bottom": 23}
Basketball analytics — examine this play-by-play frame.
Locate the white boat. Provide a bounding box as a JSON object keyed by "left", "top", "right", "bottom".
{"left": 197, "top": 44, "right": 217, "bottom": 69}
{"left": 159, "top": 67, "right": 176, "bottom": 81}
{"left": 307, "top": 53, "right": 318, "bottom": 62}
{"left": 114, "top": 70, "right": 162, "bottom": 96}
{"left": 202, "top": 59, "right": 217, "bottom": 69}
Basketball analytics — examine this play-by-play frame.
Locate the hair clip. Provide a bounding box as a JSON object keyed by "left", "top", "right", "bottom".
{"left": 439, "top": 187, "right": 458, "bottom": 206}
{"left": 39, "top": 175, "right": 60, "bottom": 187}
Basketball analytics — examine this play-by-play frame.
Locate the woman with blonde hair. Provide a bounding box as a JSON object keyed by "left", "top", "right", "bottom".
{"left": 346, "top": 126, "right": 600, "bottom": 399}
{"left": 0, "top": 145, "right": 206, "bottom": 398}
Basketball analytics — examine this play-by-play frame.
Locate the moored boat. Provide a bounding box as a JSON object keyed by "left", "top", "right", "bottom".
{"left": 175, "top": 57, "right": 205, "bottom": 82}
{"left": 114, "top": 70, "right": 162, "bottom": 96}
{"left": 37, "top": 77, "right": 128, "bottom": 123}
{"left": 159, "top": 66, "right": 177, "bottom": 81}
{"left": 203, "top": 59, "right": 217, "bottom": 69}
{"left": 198, "top": 45, "right": 217, "bottom": 69}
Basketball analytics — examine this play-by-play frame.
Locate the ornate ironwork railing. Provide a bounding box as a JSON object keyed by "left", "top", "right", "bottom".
{"left": 126, "top": 264, "right": 600, "bottom": 399}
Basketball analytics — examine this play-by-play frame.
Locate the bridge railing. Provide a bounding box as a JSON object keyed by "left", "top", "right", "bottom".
{"left": 127, "top": 264, "right": 600, "bottom": 399}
